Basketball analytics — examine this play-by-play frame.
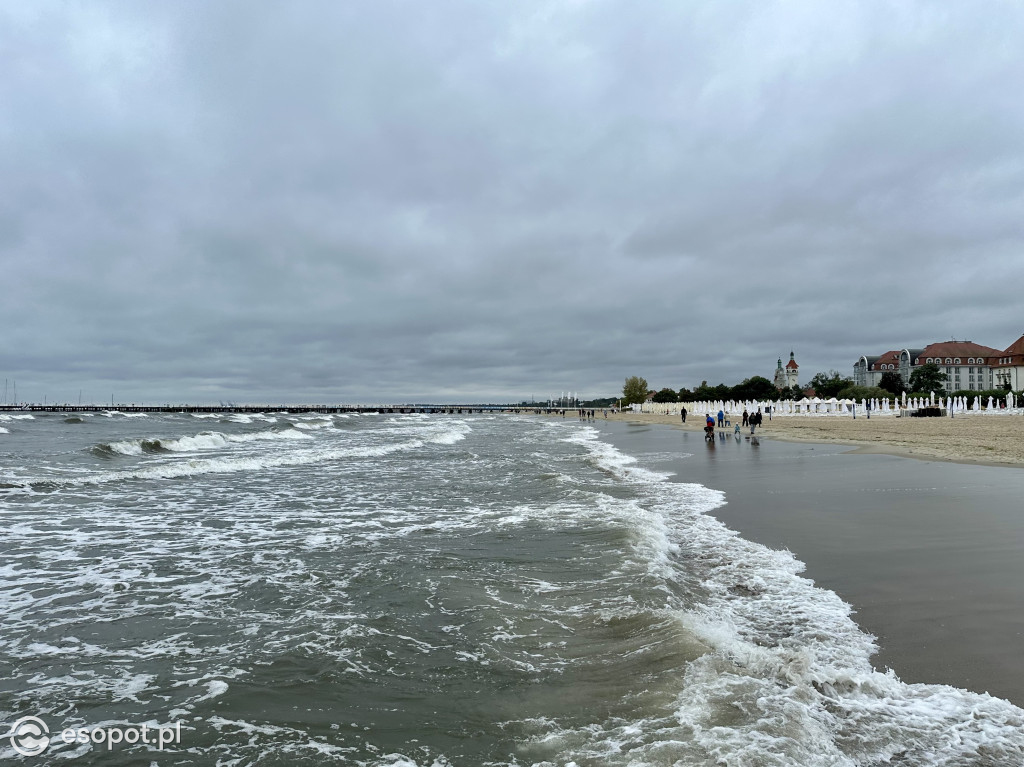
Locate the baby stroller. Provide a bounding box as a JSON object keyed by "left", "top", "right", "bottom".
{"left": 703, "top": 423, "right": 715, "bottom": 441}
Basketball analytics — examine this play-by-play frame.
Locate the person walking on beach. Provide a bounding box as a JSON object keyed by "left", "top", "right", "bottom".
{"left": 681, "top": 406, "right": 687, "bottom": 424}
{"left": 742, "top": 409, "right": 749, "bottom": 427}
{"left": 717, "top": 409, "right": 725, "bottom": 428}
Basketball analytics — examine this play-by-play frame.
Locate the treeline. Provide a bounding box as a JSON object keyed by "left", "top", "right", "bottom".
{"left": 620, "top": 366, "right": 1024, "bottom": 407}
{"left": 622, "top": 375, "right": 796, "bottom": 405}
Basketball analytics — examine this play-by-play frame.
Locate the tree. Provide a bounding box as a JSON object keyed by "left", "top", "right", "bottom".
{"left": 730, "top": 376, "right": 777, "bottom": 401}
{"left": 878, "top": 371, "right": 906, "bottom": 397}
{"left": 909, "top": 363, "right": 947, "bottom": 395}
{"left": 837, "top": 385, "right": 893, "bottom": 402}
{"left": 693, "top": 381, "right": 730, "bottom": 401}
{"left": 807, "top": 370, "right": 854, "bottom": 399}
{"left": 622, "top": 376, "right": 649, "bottom": 405}
{"left": 677, "top": 387, "right": 694, "bottom": 402}
{"left": 651, "top": 387, "right": 678, "bottom": 403}
{"left": 777, "top": 385, "right": 804, "bottom": 401}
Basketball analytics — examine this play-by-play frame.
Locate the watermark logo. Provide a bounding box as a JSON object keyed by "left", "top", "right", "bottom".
{"left": 8, "top": 716, "right": 50, "bottom": 756}
{"left": 6, "top": 716, "right": 183, "bottom": 756}
{"left": 60, "top": 722, "right": 181, "bottom": 750}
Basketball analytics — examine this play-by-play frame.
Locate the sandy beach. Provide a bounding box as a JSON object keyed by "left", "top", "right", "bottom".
{"left": 582, "top": 409, "right": 1024, "bottom": 466}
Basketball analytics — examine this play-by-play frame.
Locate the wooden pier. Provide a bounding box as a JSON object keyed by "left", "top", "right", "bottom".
{"left": 0, "top": 404, "right": 533, "bottom": 415}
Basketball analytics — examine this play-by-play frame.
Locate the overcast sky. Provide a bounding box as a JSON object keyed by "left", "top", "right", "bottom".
{"left": 3, "top": 1, "right": 1024, "bottom": 404}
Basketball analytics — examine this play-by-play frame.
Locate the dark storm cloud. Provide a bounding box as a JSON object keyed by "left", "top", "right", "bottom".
{"left": 3, "top": 1, "right": 1024, "bottom": 403}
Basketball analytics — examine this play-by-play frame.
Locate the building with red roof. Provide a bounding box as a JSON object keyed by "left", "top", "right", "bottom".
{"left": 854, "top": 338, "right": 1015, "bottom": 391}
{"left": 992, "top": 334, "right": 1024, "bottom": 390}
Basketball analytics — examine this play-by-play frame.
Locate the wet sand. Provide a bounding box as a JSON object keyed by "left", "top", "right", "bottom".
{"left": 595, "top": 419, "right": 1024, "bottom": 707}
{"left": 593, "top": 409, "right": 1024, "bottom": 467}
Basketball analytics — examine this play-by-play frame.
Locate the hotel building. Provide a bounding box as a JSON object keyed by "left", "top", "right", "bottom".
{"left": 853, "top": 336, "right": 1024, "bottom": 391}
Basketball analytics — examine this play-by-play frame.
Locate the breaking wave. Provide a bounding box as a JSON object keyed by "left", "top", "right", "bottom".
{"left": 533, "top": 427, "right": 1024, "bottom": 765}
{"left": 93, "top": 428, "right": 312, "bottom": 457}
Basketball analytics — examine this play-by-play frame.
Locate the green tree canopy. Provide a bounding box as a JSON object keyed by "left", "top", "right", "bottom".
{"left": 909, "top": 363, "right": 948, "bottom": 395}
{"left": 837, "top": 385, "right": 893, "bottom": 402}
{"left": 622, "top": 375, "right": 649, "bottom": 405}
{"left": 808, "top": 370, "right": 854, "bottom": 399}
{"left": 693, "top": 380, "right": 731, "bottom": 401}
{"left": 730, "top": 376, "right": 777, "bottom": 401}
{"left": 878, "top": 371, "right": 907, "bottom": 396}
{"left": 651, "top": 388, "right": 678, "bottom": 403}
{"left": 776, "top": 385, "right": 804, "bottom": 401}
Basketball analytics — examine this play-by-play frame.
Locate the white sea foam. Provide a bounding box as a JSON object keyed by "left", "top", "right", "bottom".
{"left": 294, "top": 419, "right": 334, "bottom": 430}
{"left": 533, "top": 425, "right": 1024, "bottom": 765}
{"left": 35, "top": 438, "right": 428, "bottom": 487}
{"left": 428, "top": 428, "right": 467, "bottom": 445}
{"left": 107, "top": 439, "right": 144, "bottom": 456}
{"left": 172, "top": 428, "right": 310, "bottom": 450}
{"left": 103, "top": 428, "right": 312, "bottom": 456}
{"left": 0, "top": 426, "right": 8, "bottom": 434}
{"left": 0, "top": 414, "right": 34, "bottom": 421}
{"left": 194, "top": 679, "right": 229, "bottom": 703}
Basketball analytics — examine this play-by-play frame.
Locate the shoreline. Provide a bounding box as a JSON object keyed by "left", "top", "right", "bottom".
{"left": 555, "top": 410, "right": 1024, "bottom": 468}
{"left": 593, "top": 418, "right": 1024, "bottom": 706}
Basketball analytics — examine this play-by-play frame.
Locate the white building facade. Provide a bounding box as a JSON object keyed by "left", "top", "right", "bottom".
{"left": 853, "top": 339, "right": 1018, "bottom": 391}
{"left": 993, "top": 335, "right": 1024, "bottom": 390}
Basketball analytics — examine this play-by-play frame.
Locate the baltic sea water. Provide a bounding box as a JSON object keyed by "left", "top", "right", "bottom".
{"left": 1, "top": 411, "right": 1022, "bottom": 765}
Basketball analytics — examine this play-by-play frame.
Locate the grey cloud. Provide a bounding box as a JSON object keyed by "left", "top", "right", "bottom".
{"left": 3, "top": 1, "right": 1024, "bottom": 403}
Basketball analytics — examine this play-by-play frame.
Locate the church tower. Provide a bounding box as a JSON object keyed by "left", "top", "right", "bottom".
{"left": 773, "top": 357, "right": 786, "bottom": 389}
{"left": 785, "top": 351, "right": 799, "bottom": 388}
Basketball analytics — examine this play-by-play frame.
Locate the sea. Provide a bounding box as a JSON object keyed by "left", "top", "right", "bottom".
{"left": 1, "top": 410, "right": 1022, "bottom": 766}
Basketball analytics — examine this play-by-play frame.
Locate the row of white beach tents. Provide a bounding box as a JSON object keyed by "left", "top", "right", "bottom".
{"left": 638, "top": 391, "right": 1018, "bottom": 417}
